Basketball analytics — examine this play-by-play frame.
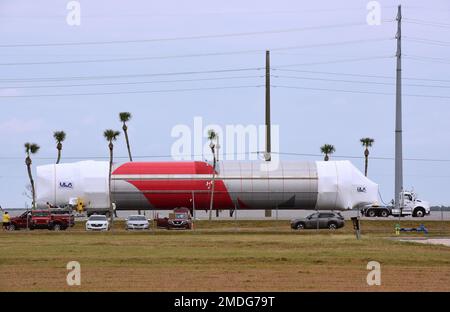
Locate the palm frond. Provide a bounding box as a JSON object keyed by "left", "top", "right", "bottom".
{"left": 320, "top": 144, "right": 335, "bottom": 154}
{"left": 119, "top": 112, "right": 132, "bottom": 122}
{"left": 53, "top": 131, "right": 66, "bottom": 143}
{"left": 360, "top": 137, "right": 374, "bottom": 147}
{"left": 207, "top": 129, "right": 217, "bottom": 140}
{"left": 104, "top": 129, "right": 120, "bottom": 141}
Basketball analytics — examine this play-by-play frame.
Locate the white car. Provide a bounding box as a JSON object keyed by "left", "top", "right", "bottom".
{"left": 86, "top": 215, "right": 109, "bottom": 231}
{"left": 126, "top": 215, "right": 150, "bottom": 230}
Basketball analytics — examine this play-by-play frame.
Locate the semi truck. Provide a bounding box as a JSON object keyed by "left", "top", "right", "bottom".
{"left": 360, "top": 191, "right": 430, "bottom": 218}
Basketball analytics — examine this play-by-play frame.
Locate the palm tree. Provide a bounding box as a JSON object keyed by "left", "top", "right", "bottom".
{"left": 24, "top": 143, "right": 40, "bottom": 208}
{"left": 119, "top": 112, "right": 133, "bottom": 162}
{"left": 360, "top": 137, "right": 375, "bottom": 177}
{"left": 320, "top": 144, "right": 335, "bottom": 161}
{"left": 53, "top": 131, "right": 66, "bottom": 164}
{"left": 103, "top": 129, "right": 120, "bottom": 227}
{"left": 207, "top": 129, "right": 217, "bottom": 221}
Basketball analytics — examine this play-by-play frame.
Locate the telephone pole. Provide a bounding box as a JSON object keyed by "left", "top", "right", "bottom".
{"left": 395, "top": 5, "right": 403, "bottom": 209}
{"left": 265, "top": 50, "right": 271, "bottom": 161}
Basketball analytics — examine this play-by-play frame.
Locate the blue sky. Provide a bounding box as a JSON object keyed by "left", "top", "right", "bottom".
{"left": 1, "top": 0, "right": 449, "bottom": 208}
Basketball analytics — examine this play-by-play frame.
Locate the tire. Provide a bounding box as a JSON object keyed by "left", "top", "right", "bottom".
{"left": 414, "top": 208, "right": 425, "bottom": 218}
{"left": 380, "top": 210, "right": 389, "bottom": 218}
{"left": 328, "top": 223, "right": 338, "bottom": 230}
{"left": 8, "top": 224, "right": 16, "bottom": 231}
{"left": 367, "top": 210, "right": 377, "bottom": 217}
{"left": 296, "top": 223, "right": 305, "bottom": 230}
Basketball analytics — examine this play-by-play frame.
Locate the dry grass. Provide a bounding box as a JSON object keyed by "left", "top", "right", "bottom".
{"left": 0, "top": 220, "right": 449, "bottom": 291}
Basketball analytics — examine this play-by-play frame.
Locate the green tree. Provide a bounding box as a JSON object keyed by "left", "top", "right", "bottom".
{"left": 360, "top": 137, "right": 375, "bottom": 177}
{"left": 104, "top": 129, "right": 120, "bottom": 227}
{"left": 320, "top": 144, "right": 335, "bottom": 161}
{"left": 53, "top": 131, "right": 66, "bottom": 164}
{"left": 24, "top": 143, "right": 40, "bottom": 208}
{"left": 119, "top": 112, "right": 133, "bottom": 162}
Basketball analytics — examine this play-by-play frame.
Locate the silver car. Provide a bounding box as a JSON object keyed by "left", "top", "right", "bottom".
{"left": 125, "top": 215, "right": 150, "bottom": 230}
{"left": 291, "top": 212, "right": 345, "bottom": 230}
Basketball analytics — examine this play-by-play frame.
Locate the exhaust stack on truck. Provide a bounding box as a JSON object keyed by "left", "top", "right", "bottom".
{"left": 36, "top": 160, "right": 379, "bottom": 215}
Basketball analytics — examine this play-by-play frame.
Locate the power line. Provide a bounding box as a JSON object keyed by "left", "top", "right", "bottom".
{"left": 404, "top": 55, "right": 450, "bottom": 65}
{"left": 404, "top": 36, "right": 450, "bottom": 47}
{"left": 0, "top": 22, "right": 370, "bottom": 48}
{"left": 403, "top": 18, "right": 450, "bottom": 29}
{"left": 273, "top": 85, "right": 450, "bottom": 99}
{"left": 273, "top": 68, "right": 450, "bottom": 83}
{"left": 0, "top": 38, "right": 392, "bottom": 66}
{"left": 273, "top": 55, "right": 394, "bottom": 68}
{"left": 0, "top": 85, "right": 263, "bottom": 98}
{"left": 273, "top": 75, "right": 450, "bottom": 89}
{"left": 1, "top": 75, "right": 264, "bottom": 89}
{"left": 0, "top": 67, "right": 263, "bottom": 83}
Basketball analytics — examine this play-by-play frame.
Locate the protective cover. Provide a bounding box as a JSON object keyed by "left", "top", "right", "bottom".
{"left": 36, "top": 160, "right": 109, "bottom": 209}
{"left": 315, "top": 160, "right": 378, "bottom": 210}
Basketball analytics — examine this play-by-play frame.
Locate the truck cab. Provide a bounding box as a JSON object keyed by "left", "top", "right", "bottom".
{"left": 391, "top": 191, "right": 430, "bottom": 217}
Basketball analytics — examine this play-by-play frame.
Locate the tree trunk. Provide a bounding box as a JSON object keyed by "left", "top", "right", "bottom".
{"left": 108, "top": 142, "right": 114, "bottom": 228}
{"left": 364, "top": 148, "right": 369, "bottom": 177}
{"left": 123, "top": 123, "right": 133, "bottom": 162}
{"left": 208, "top": 157, "right": 216, "bottom": 221}
{"left": 56, "top": 145, "right": 62, "bottom": 164}
{"left": 324, "top": 154, "right": 329, "bottom": 161}
{"left": 26, "top": 157, "right": 36, "bottom": 208}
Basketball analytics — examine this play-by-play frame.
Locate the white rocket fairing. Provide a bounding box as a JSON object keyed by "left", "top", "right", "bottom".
{"left": 36, "top": 160, "right": 378, "bottom": 211}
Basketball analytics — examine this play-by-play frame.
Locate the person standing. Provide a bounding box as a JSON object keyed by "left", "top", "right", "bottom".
{"left": 2, "top": 211, "right": 11, "bottom": 230}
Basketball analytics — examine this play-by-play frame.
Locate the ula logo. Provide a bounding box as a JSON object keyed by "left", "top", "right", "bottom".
{"left": 59, "top": 182, "right": 73, "bottom": 189}
{"left": 357, "top": 186, "right": 367, "bottom": 193}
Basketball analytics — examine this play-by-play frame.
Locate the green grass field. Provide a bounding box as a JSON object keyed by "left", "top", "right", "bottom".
{"left": 1, "top": 220, "right": 449, "bottom": 291}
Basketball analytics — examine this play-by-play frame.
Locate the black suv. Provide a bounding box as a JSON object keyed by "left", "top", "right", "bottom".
{"left": 291, "top": 212, "right": 345, "bottom": 230}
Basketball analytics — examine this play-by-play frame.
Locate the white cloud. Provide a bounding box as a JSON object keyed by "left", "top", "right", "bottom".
{"left": 0, "top": 117, "right": 43, "bottom": 134}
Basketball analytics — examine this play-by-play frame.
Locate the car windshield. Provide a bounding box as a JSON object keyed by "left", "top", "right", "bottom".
{"left": 175, "top": 213, "right": 187, "bottom": 219}
{"left": 89, "top": 215, "right": 106, "bottom": 221}
{"left": 129, "top": 216, "right": 146, "bottom": 221}
{"left": 33, "top": 211, "right": 50, "bottom": 217}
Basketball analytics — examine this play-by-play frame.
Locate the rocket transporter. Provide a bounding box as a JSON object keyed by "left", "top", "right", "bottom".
{"left": 36, "top": 160, "right": 378, "bottom": 214}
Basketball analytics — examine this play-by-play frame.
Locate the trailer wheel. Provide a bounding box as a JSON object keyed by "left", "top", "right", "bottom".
{"left": 380, "top": 210, "right": 389, "bottom": 218}
{"left": 367, "top": 210, "right": 377, "bottom": 217}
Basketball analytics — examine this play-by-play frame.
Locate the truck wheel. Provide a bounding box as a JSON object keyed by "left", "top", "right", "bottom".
{"left": 8, "top": 224, "right": 16, "bottom": 231}
{"left": 328, "top": 223, "right": 337, "bottom": 230}
{"left": 367, "top": 210, "right": 377, "bottom": 217}
{"left": 53, "top": 224, "right": 61, "bottom": 231}
{"left": 380, "top": 210, "right": 389, "bottom": 217}
{"left": 414, "top": 208, "right": 425, "bottom": 218}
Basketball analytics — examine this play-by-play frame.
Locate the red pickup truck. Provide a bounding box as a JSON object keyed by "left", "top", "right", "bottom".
{"left": 9, "top": 209, "right": 74, "bottom": 231}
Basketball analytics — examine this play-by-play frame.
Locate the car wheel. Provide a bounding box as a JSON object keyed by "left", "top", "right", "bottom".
{"left": 380, "top": 210, "right": 389, "bottom": 217}
{"left": 53, "top": 224, "right": 61, "bottom": 231}
{"left": 296, "top": 223, "right": 305, "bottom": 230}
{"left": 328, "top": 223, "right": 337, "bottom": 230}
{"left": 8, "top": 224, "right": 16, "bottom": 231}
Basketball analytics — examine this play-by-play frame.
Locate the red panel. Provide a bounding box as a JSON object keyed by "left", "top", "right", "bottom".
{"left": 127, "top": 179, "right": 233, "bottom": 210}
{"left": 112, "top": 161, "right": 215, "bottom": 175}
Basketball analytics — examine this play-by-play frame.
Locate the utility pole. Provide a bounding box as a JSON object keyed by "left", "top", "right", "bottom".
{"left": 265, "top": 50, "right": 271, "bottom": 161}
{"left": 395, "top": 5, "right": 403, "bottom": 211}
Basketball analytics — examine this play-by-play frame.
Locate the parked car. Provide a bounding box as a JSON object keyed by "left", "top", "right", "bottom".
{"left": 291, "top": 212, "right": 345, "bottom": 230}
{"left": 125, "top": 215, "right": 150, "bottom": 230}
{"left": 85, "top": 215, "right": 109, "bottom": 231}
{"left": 9, "top": 210, "right": 71, "bottom": 231}
{"left": 156, "top": 207, "right": 192, "bottom": 230}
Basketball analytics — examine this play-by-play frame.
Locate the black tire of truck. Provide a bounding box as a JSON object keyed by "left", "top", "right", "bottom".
{"left": 8, "top": 223, "right": 16, "bottom": 231}
{"left": 367, "top": 210, "right": 377, "bottom": 217}
{"left": 52, "top": 223, "right": 61, "bottom": 231}
{"left": 380, "top": 210, "right": 390, "bottom": 217}
{"left": 413, "top": 208, "right": 425, "bottom": 218}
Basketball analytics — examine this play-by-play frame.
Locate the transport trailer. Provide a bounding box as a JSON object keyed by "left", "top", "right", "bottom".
{"left": 36, "top": 160, "right": 379, "bottom": 215}
{"left": 361, "top": 191, "right": 430, "bottom": 218}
